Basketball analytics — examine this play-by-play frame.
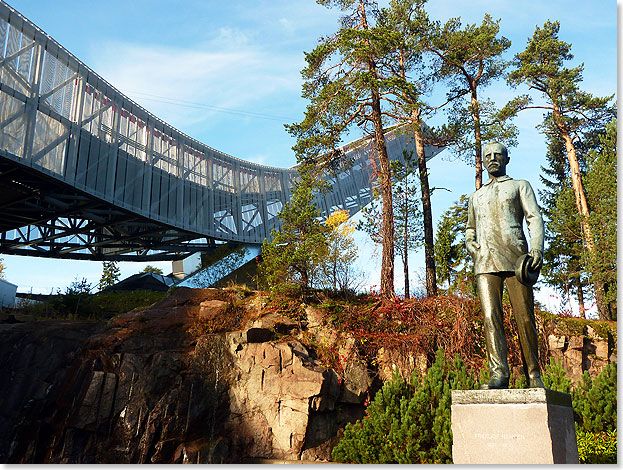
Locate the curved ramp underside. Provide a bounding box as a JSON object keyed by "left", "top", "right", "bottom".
{"left": 0, "top": 2, "right": 442, "bottom": 261}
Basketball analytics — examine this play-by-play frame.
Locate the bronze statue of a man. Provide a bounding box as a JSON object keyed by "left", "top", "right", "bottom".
{"left": 466, "top": 142, "right": 545, "bottom": 389}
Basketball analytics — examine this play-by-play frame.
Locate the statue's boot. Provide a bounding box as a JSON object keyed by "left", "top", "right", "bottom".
{"left": 528, "top": 376, "right": 545, "bottom": 388}
{"left": 480, "top": 377, "right": 509, "bottom": 390}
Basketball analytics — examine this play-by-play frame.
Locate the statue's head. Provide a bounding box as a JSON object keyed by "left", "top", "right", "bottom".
{"left": 483, "top": 142, "right": 509, "bottom": 177}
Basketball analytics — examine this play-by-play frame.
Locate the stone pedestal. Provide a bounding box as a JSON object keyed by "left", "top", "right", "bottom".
{"left": 451, "top": 389, "right": 579, "bottom": 464}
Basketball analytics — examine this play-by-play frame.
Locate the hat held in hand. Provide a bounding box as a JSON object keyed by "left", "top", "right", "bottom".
{"left": 515, "top": 253, "right": 540, "bottom": 287}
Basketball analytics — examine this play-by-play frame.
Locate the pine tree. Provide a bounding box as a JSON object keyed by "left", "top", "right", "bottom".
{"left": 287, "top": 0, "right": 397, "bottom": 298}
{"left": 539, "top": 121, "right": 589, "bottom": 316}
{"left": 573, "top": 363, "right": 617, "bottom": 433}
{"left": 141, "top": 265, "right": 164, "bottom": 275}
{"left": 428, "top": 13, "right": 516, "bottom": 189}
{"left": 434, "top": 213, "right": 461, "bottom": 290}
{"left": 258, "top": 164, "right": 329, "bottom": 294}
{"left": 582, "top": 119, "right": 617, "bottom": 317}
{"left": 391, "top": 153, "right": 424, "bottom": 298}
{"left": 359, "top": 151, "right": 423, "bottom": 297}
{"left": 332, "top": 350, "right": 478, "bottom": 463}
{"left": 541, "top": 358, "right": 572, "bottom": 394}
{"left": 99, "top": 261, "right": 120, "bottom": 290}
{"left": 332, "top": 370, "right": 413, "bottom": 463}
{"left": 505, "top": 20, "right": 615, "bottom": 320}
{"left": 433, "top": 195, "right": 474, "bottom": 294}
{"left": 374, "top": 0, "right": 440, "bottom": 296}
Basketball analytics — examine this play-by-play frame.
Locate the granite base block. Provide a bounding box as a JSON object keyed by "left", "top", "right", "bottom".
{"left": 451, "top": 388, "right": 579, "bottom": 464}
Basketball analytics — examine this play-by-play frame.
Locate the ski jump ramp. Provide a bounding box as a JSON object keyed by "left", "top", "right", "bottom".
{"left": 0, "top": 1, "right": 441, "bottom": 262}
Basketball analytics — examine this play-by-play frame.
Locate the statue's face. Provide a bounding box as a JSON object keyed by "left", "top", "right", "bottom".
{"left": 484, "top": 144, "right": 509, "bottom": 177}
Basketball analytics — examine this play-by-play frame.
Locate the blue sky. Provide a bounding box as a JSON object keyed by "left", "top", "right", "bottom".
{"left": 1, "top": 1, "right": 617, "bottom": 313}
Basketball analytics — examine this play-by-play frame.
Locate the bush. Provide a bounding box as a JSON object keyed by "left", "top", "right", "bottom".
{"left": 22, "top": 290, "right": 168, "bottom": 320}
{"left": 541, "top": 357, "right": 572, "bottom": 393}
{"left": 576, "top": 429, "right": 617, "bottom": 464}
{"left": 257, "top": 164, "right": 329, "bottom": 294}
{"left": 331, "top": 350, "right": 478, "bottom": 463}
{"left": 573, "top": 362, "right": 617, "bottom": 433}
{"left": 527, "top": 358, "right": 617, "bottom": 463}
{"left": 552, "top": 362, "right": 618, "bottom": 464}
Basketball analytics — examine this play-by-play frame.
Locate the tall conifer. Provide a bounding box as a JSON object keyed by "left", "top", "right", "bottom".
{"left": 428, "top": 14, "right": 515, "bottom": 189}
{"left": 287, "top": 0, "right": 397, "bottom": 297}
{"left": 505, "top": 21, "right": 615, "bottom": 319}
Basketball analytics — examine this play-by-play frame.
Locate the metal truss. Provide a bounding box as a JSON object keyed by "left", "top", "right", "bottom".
{"left": 0, "top": 158, "right": 218, "bottom": 260}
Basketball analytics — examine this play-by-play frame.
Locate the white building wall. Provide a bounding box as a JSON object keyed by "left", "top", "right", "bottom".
{"left": 0, "top": 279, "right": 17, "bottom": 307}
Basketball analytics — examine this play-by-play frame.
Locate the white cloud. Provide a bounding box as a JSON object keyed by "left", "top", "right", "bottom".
{"left": 90, "top": 34, "right": 303, "bottom": 134}
{"left": 278, "top": 18, "right": 296, "bottom": 35}
{"left": 244, "top": 153, "right": 269, "bottom": 166}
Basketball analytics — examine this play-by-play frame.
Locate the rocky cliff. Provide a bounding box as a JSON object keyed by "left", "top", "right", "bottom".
{"left": 0, "top": 288, "right": 615, "bottom": 463}
{"left": 0, "top": 288, "right": 369, "bottom": 463}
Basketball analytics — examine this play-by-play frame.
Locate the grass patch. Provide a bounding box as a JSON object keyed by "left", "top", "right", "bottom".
{"left": 17, "top": 290, "right": 169, "bottom": 321}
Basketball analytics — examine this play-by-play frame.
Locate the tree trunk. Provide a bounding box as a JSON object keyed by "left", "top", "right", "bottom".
{"left": 412, "top": 112, "right": 437, "bottom": 297}
{"left": 360, "top": 0, "right": 394, "bottom": 298}
{"left": 403, "top": 254, "right": 410, "bottom": 298}
{"left": 301, "top": 269, "right": 309, "bottom": 292}
{"left": 558, "top": 123, "right": 611, "bottom": 320}
{"left": 574, "top": 277, "right": 586, "bottom": 319}
{"left": 401, "top": 178, "right": 410, "bottom": 299}
{"left": 604, "top": 284, "right": 616, "bottom": 320}
{"left": 470, "top": 85, "right": 483, "bottom": 190}
{"left": 371, "top": 93, "right": 395, "bottom": 298}
{"left": 592, "top": 282, "right": 611, "bottom": 321}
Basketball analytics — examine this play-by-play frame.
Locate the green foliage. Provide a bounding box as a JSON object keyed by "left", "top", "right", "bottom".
{"left": 528, "top": 361, "right": 618, "bottom": 463}
{"left": 286, "top": 0, "right": 388, "bottom": 165}
{"left": 287, "top": 0, "right": 440, "bottom": 298}
{"left": 576, "top": 429, "right": 617, "bottom": 464}
{"left": 583, "top": 118, "right": 617, "bottom": 309}
{"left": 260, "top": 183, "right": 360, "bottom": 295}
{"left": 506, "top": 20, "right": 615, "bottom": 320}
{"left": 91, "top": 290, "right": 167, "bottom": 319}
{"left": 374, "top": 0, "right": 445, "bottom": 297}
{"left": 22, "top": 289, "right": 167, "bottom": 320}
{"left": 141, "top": 265, "right": 164, "bottom": 275}
{"left": 359, "top": 151, "right": 423, "bottom": 296}
{"left": 541, "top": 357, "right": 572, "bottom": 394}
{"left": 539, "top": 116, "right": 617, "bottom": 319}
{"left": 100, "top": 261, "right": 120, "bottom": 290}
{"left": 539, "top": 310, "right": 616, "bottom": 343}
{"left": 258, "top": 164, "right": 329, "bottom": 294}
{"left": 286, "top": 1, "right": 394, "bottom": 294}
{"left": 429, "top": 13, "right": 516, "bottom": 186}
{"left": 433, "top": 195, "right": 474, "bottom": 294}
{"left": 538, "top": 123, "right": 589, "bottom": 315}
{"left": 434, "top": 214, "right": 456, "bottom": 287}
{"left": 572, "top": 362, "right": 617, "bottom": 433}
{"left": 65, "top": 277, "right": 93, "bottom": 295}
{"left": 506, "top": 20, "right": 614, "bottom": 130}
{"left": 46, "top": 277, "right": 94, "bottom": 317}
{"left": 390, "top": 153, "right": 424, "bottom": 263}
{"left": 509, "top": 370, "right": 527, "bottom": 389}
{"left": 332, "top": 350, "right": 478, "bottom": 463}
{"left": 332, "top": 370, "right": 413, "bottom": 464}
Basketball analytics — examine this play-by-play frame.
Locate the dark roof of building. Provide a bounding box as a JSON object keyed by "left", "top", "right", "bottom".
{"left": 108, "top": 272, "right": 177, "bottom": 292}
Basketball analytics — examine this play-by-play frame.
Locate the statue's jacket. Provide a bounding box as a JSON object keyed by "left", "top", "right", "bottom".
{"left": 466, "top": 175, "right": 544, "bottom": 275}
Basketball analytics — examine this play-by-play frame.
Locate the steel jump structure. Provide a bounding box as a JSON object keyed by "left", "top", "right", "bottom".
{"left": 0, "top": 2, "right": 441, "bottom": 264}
